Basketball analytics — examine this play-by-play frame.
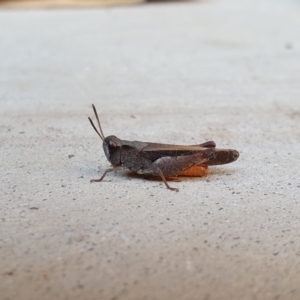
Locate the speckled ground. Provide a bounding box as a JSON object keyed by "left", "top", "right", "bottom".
{"left": 1, "top": 1, "right": 300, "bottom": 299}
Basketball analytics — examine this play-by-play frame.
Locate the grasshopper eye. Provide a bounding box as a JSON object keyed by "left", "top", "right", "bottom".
{"left": 108, "top": 140, "right": 116, "bottom": 148}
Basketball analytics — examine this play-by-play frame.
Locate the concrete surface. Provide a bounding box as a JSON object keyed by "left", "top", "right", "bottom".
{"left": 1, "top": 0, "right": 300, "bottom": 299}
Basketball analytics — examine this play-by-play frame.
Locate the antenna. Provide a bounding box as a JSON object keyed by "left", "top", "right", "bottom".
{"left": 88, "top": 104, "right": 105, "bottom": 141}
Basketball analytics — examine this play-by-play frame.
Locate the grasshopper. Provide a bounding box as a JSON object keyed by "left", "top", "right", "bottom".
{"left": 88, "top": 104, "right": 239, "bottom": 192}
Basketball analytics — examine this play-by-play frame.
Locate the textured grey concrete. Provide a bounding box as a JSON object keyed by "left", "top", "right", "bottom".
{"left": 1, "top": 1, "right": 300, "bottom": 299}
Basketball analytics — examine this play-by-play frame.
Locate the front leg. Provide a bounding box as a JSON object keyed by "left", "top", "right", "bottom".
{"left": 90, "top": 166, "right": 123, "bottom": 183}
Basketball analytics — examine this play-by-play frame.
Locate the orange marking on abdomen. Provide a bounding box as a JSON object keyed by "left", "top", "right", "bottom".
{"left": 178, "top": 165, "right": 208, "bottom": 177}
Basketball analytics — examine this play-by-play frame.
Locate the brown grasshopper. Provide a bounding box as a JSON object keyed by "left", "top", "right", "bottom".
{"left": 88, "top": 104, "right": 239, "bottom": 192}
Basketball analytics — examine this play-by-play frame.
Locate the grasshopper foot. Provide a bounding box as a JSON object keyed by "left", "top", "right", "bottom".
{"left": 90, "top": 178, "right": 101, "bottom": 183}
{"left": 90, "top": 179, "right": 111, "bottom": 183}
{"left": 90, "top": 167, "right": 122, "bottom": 183}
{"left": 168, "top": 186, "right": 179, "bottom": 192}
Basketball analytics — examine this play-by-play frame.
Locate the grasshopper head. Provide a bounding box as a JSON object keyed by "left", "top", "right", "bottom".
{"left": 103, "top": 135, "right": 122, "bottom": 166}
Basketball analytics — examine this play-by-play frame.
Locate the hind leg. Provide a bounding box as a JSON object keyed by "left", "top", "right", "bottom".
{"left": 139, "top": 152, "right": 212, "bottom": 191}
{"left": 157, "top": 168, "right": 179, "bottom": 192}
